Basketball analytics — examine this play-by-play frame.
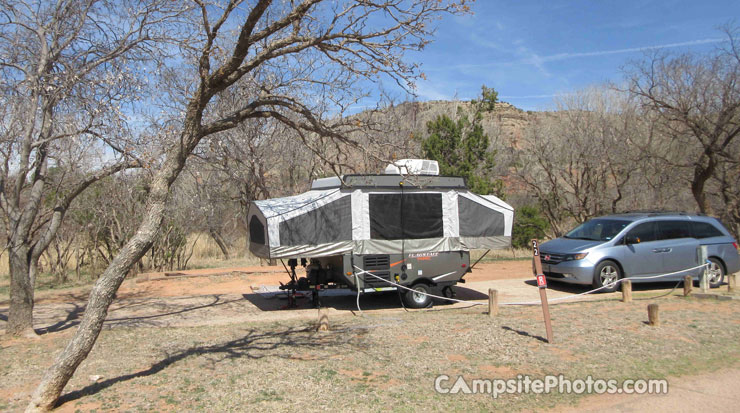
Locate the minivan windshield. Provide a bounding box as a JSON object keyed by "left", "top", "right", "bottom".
{"left": 564, "top": 219, "right": 629, "bottom": 242}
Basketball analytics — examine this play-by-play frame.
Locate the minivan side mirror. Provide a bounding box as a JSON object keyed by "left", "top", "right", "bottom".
{"left": 625, "top": 235, "right": 641, "bottom": 244}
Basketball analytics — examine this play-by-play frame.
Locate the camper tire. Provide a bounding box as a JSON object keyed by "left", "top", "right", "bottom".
{"left": 403, "top": 283, "right": 433, "bottom": 308}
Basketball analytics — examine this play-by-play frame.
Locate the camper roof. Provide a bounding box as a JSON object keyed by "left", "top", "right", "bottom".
{"left": 310, "top": 174, "right": 466, "bottom": 190}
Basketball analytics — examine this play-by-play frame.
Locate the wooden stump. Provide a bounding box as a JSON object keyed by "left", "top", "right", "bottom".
{"left": 488, "top": 289, "right": 498, "bottom": 317}
{"left": 683, "top": 275, "right": 693, "bottom": 296}
{"left": 317, "top": 308, "right": 329, "bottom": 332}
{"left": 729, "top": 273, "right": 736, "bottom": 293}
{"left": 621, "top": 280, "right": 632, "bottom": 303}
{"left": 647, "top": 304, "right": 660, "bottom": 327}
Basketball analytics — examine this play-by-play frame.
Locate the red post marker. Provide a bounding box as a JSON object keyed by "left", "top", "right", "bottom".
{"left": 532, "top": 239, "right": 554, "bottom": 344}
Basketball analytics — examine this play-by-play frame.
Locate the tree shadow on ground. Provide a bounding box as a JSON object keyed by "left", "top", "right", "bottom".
{"left": 56, "top": 322, "right": 366, "bottom": 408}
{"left": 38, "top": 294, "right": 247, "bottom": 334}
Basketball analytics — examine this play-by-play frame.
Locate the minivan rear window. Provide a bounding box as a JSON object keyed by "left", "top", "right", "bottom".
{"left": 690, "top": 221, "right": 724, "bottom": 238}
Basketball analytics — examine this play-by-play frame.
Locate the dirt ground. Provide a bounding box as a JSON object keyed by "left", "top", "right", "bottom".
{"left": 0, "top": 260, "right": 536, "bottom": 335}
{"left": 2, "top": 294, "right": 739, "bottom": 412}
{"left": 2, "top": 260, "right": 739, "bottom": 412}
{"left": 15, "top": 260, "right": 530, "bottom": 306}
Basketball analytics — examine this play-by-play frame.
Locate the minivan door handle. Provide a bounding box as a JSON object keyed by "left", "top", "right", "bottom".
{"left": 652, "top": 248, "right": 670, "bottom": 253}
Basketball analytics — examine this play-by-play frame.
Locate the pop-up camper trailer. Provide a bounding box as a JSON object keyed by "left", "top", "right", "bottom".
{"left": 247, "top": 159, "right": 514, "bottom": 308}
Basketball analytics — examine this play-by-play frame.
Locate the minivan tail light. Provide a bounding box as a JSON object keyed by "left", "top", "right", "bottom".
{"left": 733, "top": 242, "right": 738, "bottom": 250}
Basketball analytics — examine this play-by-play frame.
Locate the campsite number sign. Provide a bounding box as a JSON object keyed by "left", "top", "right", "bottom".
{"left": 532, "top": 239, "right": 554, "bottom": 344}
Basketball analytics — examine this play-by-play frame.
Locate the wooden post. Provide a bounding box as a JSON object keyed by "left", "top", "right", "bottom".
{"left": 488, "top": 289, "right": 498, "bottom": 317}
{"left": 699, "top": 245, "right": 709, "bottom": 292}
{"left": 683, "top": 275, "right": 693, "bottom": 296}
{"left": 729, "top": 273, "right": 737, "bottom": 293}
{"left": 621, "top": 279, "right": 632, "bottom": 303}
{"left": 532, "top": 239, "right": 554, "bottom": 344}
{"left": 317, "top": 308, "right": 329, "bottom": 332}
{"left": 647, "top": 303, "right": 660, "bottom": 326}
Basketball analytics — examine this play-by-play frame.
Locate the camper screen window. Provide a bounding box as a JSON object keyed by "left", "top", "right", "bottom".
{"left": 249, "top": 216, "right": 265, "bottom": 245}
{"left": 369, "top": 193, "right": 443, "bottom": 240}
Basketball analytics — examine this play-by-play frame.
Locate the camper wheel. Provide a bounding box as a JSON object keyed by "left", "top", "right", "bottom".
{"left": 403, "top": 283, "right": 433, "bottom": 308}
{"left": 442, "top": 286, "right": 455, "bottom": 299}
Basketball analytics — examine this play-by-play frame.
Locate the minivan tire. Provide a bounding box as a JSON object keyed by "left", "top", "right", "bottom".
{"left": 707, "top": 257, "right": 725, "bottom": 288}
{"left": 593, "top": 260, "right": 621, "bottom": 293}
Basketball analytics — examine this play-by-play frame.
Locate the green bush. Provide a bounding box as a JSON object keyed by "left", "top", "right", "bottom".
{"left": 512, "top": 205, "right": 549, "bottom": 248}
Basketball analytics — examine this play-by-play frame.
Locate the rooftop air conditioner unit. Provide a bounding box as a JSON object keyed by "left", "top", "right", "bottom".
{"left": 384, "top": 159, "right": 440, "bottom": 175}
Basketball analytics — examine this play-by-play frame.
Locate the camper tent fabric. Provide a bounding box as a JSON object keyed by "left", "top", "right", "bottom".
{"left": 248, "top": 186, "right": 513, "bottom": 258}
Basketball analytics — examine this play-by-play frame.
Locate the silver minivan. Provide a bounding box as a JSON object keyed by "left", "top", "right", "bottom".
{"left": 538, "top": 213, "right": 740, "bottom": 292}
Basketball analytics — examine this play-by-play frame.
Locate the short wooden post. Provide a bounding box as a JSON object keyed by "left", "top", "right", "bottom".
{"left": 729, "top": 273, "right": 737, "bottom": 293}
{"left": 683, "top": 275, "right": 693, "bottom": 296}
{"left": 488, "top": 289, "right": 498, "bottom": 317}
{"left": 317, "top": 308, "right": 329, "bottom": 332}
{"left": 699, "top": 246, "right": 709, "bottom": 292}
{"left": 621, "top": 279, "right": 632, "bottom": 303}
{"left": 647, "top": 304, "right": 660, "bottom": 327}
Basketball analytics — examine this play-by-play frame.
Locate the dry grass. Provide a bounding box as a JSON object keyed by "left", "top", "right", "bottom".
{"left": 473, "top": 247, "right": 531, "bottom": 261}
{"left": 183, "top": 235, "right": 262, "bottom": 269}
{"left": 1, "top": 297, "right": 739, "bottom": 412}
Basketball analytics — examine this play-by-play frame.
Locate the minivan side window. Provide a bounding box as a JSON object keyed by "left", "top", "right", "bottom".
{"left": 690, "top": 221, "right": 723, "bottom": 238}
{"left": 657, "top": 220, "right": 691, "bottom": 240}
{"left": 627, "top": 222, "right": 657, "bottom": 243}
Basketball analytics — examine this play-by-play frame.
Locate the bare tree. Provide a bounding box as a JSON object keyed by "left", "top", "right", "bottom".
{"left": 26, "top": 1, "right": 466, "bottom": 410}
{"left": 626, "top": 27, "right": 740, "bottom": 217}
{"left": 0, "top": 0, "right": 186, "bottom": 336}
{"left": 513, "top": 87, "right": 645, "bottom": 235}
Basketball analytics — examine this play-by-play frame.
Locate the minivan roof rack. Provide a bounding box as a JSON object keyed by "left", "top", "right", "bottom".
{"left": 614, "top": 210, "right": 706, "bottom": 217}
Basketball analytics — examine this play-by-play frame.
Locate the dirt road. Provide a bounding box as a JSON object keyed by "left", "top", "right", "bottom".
{"left": 551, "top": 367, "right": 740, "bottom": 413}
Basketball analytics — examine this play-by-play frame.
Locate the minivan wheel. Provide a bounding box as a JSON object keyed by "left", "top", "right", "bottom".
{"left": 593, "top": 260, "right": 621, "bottom": 293}
{"left": 707, "top": 258, "right": 725, "bottom": 288}
{"left": 403, "top": 283, "right": 433, "bottom": 308}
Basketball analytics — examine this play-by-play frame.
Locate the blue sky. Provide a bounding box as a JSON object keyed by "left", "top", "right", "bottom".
{"left": 400, "top": 0, "right": 739, "bottom": 111}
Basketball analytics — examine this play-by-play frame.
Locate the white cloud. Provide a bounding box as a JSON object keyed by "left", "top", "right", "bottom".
{"left": 413, "top": 81, "right": 454, "bottom": 101}
{"left": 449, "top": 37, "right": 726, "bottom": 70}
{"left": 535, "top": 38, "right": 724, "bottom": 63}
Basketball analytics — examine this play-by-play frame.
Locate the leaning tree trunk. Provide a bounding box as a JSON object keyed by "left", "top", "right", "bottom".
{"left": 26, "top": 124, "right": 202, "bottom": 412}
{"left": 7, "top": 244, "right": 35, "bottom": 337}
{"left": 208, "top": 228, "right": 231, "bottom": 260}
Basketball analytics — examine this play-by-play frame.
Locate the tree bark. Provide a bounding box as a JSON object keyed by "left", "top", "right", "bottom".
{"left": 26, "top": 123, "right": 201, "bottom": 412}
{"left": 691, "top": 154, "right": 716, "bottom": 214}
{"left": 7, "top": 245, "right": 35, "bottom": 337}
{"left": 208, "top": 228, "right": 230, "bottom": 260}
